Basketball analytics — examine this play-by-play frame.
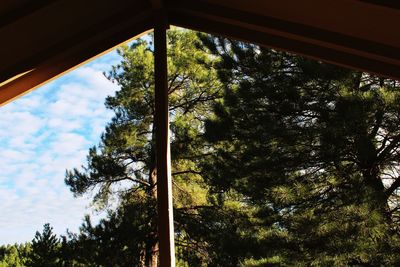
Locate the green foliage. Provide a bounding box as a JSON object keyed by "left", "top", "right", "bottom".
{"left": 62, "top": 198, "right": 156, "bottom": 267}
{"left": 64, "top": 28, "right": 225, "bottom": 266}
{"left": 26, "top": 224, "right": 60, "bottom": 267}
{"left": 202, "top": 36, "right": 400, "bottom": 265}
{"left": 6, "top": 28, "right": 399, "bottom": 267}
{"left": 0, "top": 243, "right": 31, "bottom": 267}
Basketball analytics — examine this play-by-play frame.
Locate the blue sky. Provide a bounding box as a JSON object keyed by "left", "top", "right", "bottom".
{"left": 0, "top": 48, "right": 124, "bottom": 244}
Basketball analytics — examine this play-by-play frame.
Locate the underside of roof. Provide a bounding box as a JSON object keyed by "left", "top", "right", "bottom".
{"left": 1, "top": 0, "right": 400, "bottom": 105}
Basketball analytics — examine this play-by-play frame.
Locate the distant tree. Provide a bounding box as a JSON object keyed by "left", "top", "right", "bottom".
{"left": 0, "top": 243, "right": 31, "bottom": 267}
{"left": 27, "top": 223, "right": 60, "bottom": 267}
{"left": 17, "top": 243, "right": 32, "bottom": 266}
{"left": 0, "top": 244, "right": 23, "bottom": 267}
{"left": 62, "top": 198, "right": 154, "bottom": 267}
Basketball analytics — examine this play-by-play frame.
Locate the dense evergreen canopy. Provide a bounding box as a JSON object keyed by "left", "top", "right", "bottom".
{"left": 202, "top": 36, "right": 400, "bottom": 265}
{"left": 26, "top": 224, "right": 60, "bottom": 267}
{"left": 5, "top": 28, "right": 400, "bottom": 266}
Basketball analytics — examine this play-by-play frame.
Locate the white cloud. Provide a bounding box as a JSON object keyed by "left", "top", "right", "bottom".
{"left": 0, "top": 52, "right": 121, "bottom": 244}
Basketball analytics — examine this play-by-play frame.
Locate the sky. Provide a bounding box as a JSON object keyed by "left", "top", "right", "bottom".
{"left": 0, "top": 48, "right": 124, "bottom": 245}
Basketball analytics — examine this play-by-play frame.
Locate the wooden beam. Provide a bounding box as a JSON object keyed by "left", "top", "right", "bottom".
{"left": 168, "top": 0, "right": 400, "bottom": 62}
{"left": 154, "top": 10, "right": 175, "bottom": 267}
{"left": 168, "top": 6, "right": 400, "bottom": 80}
{"left": 0, "top": 0, "right": 55, "bottom": 29}
{"left": 0, "top": 0, "right": 152, "bottom": 87}
{"left": 361, "top": 0, "right": 400, "bottom": 10}
{"left": 0, "top": 10, "right": 153, "bottom": 106}
{"left": 150, "top": 0, "right": 163, "bottom": 9}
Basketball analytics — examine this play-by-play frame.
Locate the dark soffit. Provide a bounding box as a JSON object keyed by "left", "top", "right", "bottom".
{"left": 1, "top": 0, "right": 400, "bottom": 104}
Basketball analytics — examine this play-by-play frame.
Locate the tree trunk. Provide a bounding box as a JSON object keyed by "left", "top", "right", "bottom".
{"left": 149, "top": 242, "right": 159, "bottom": 267}
{"left": 354, "top": 127, "right": 389, "bottom": 218}
{"left": 145, "top": 167, "right": 159, "bottom": 267}
{"left": 139, "top": 249, "right": 146, "bottom": 267}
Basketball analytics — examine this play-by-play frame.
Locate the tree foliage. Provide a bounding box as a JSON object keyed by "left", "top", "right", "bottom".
{"left": 26, "top": 224, "right": 60, "bottom": 267}
{"left": 202, "top": 36, "right": 400, "bottom": 265}
{"left": 7, "top": 29, "right": 400, "bottom": 266}
{"left": 64, "top": 28, "right": 224, "bottom": 266}
{"left": 0, "top": 243, "right": 30, "bottom": 267}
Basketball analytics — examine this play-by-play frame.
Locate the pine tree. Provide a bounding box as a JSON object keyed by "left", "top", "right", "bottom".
{"left": 27, "top": 223, "right": 60, "bottom": 267}
{"left": 202, "top": 36, "right": 400, "bottom": 265}
{"left": 0, "top": 244, "right": 24, "bottom": 267}
{"left": 65, "top": 28, "right": 223, "bottom": 266}
{"left": 0, "top": 243, "right": 32, "bottom": 267}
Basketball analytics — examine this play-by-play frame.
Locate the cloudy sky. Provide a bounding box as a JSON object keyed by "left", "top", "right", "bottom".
{"left": 0, "top": 49, "right": 124, "bottom": 245}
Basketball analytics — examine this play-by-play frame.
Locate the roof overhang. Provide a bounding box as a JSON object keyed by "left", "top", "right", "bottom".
{"left": 1, "top": 0, "right": 400, "bottom": 105}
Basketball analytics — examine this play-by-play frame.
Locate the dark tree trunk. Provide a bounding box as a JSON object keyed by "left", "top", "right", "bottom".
{"left": 145, "top": 167, "right": 159, "bottom": 267}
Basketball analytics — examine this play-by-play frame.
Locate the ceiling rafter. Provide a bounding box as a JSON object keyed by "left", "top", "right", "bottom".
{"left": 1, "top": 0, "right": 400, "bottom": 105}
{"left": 150, "top": 0, "right": 163, "bottom": 9}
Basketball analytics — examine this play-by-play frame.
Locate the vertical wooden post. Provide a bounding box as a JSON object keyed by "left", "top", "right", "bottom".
{"left": 154, "top": 11, "right": 175, "bottom": 267}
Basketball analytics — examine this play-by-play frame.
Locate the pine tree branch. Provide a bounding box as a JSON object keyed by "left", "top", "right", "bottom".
{"left": 129, "top": 177, "right": 151, "bottom": 187}
{"left": 100, "top": 176, "right": 150, "bottom": 188}
{"left": 385, "top": 177, "right": 400, "bottom": 198}
{"left": 167, "top": 73, "right": 180, "bottom": 93}
{"left": 172, "top": 170, "right": 202, "bottom": 176}
{"left": 168, "top": 74, "right": 190, "bottom": 94}
{"left": 377, "top": 135, "right": 400, "bottom": 161}
{"left": 369, "top": 109, "right": 384, "bottom": 139}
